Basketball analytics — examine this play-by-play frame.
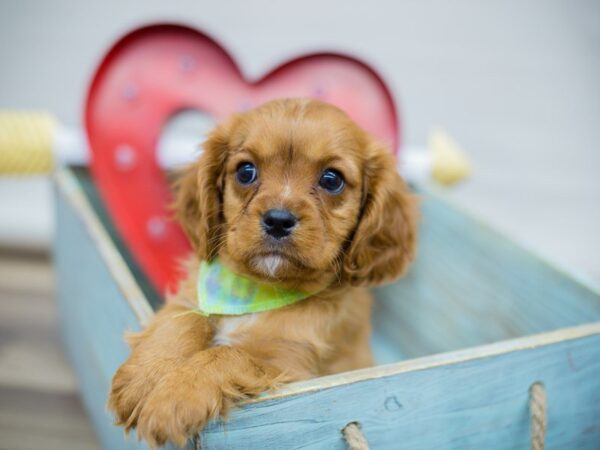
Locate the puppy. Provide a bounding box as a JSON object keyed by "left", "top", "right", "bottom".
{"left": 108, "top": 98, "right": 417, "bottom": 448}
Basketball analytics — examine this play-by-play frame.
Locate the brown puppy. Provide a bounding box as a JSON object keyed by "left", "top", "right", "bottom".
{"left": 108, "top": 98, "right": 417, "bottom": 448}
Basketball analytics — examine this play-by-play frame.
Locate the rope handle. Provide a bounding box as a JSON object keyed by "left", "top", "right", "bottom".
{"left": 190, "top": 382, "right": 545, "bottom": 449}
{"left": 340, "top": 382, "right": 546, "bottom": 450}
{"left": 529, "top": 382, "right": 547, "bottom": 450}
{"left": 342, "top": 422, "right": 370, "bottom": 450}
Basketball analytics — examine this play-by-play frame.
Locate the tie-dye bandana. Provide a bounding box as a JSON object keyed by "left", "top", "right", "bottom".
{"left": 196, "top": 259, "right": 313, "bottom": 316}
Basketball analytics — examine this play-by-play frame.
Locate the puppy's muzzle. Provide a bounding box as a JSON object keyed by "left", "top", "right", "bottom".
{"left": 261, "top": 208, "right": 297, "bottom": 239}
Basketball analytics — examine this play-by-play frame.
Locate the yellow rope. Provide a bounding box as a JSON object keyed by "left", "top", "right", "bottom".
{"left": 0, "top": 111, "right": 56, "bottom": 174}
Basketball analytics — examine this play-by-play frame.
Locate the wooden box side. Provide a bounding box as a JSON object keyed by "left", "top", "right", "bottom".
{"left": 374, "top": 186, "right": 600, "bottom": 358}
{"left": 202, "top": 325, "right": 600, "bottom": 449}
{"left": 55, "top": 169, "right": 154, "bottom": 449}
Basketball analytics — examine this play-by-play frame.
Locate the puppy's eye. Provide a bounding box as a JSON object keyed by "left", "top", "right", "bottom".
{"left": 319, "top": 168, "right": 345, "bottom": 194}
{"left": 236, "top": 162, "right": 257, "bottom": 186}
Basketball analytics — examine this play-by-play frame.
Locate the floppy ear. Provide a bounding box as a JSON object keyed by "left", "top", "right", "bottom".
{"left": 343, "top": 140, "right": 418, "bottom": 286}
{"left": 172, "top": 122, "right": 230, "bottom": 261}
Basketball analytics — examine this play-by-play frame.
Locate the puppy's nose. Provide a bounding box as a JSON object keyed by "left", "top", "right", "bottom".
{"left": 261, "top": 209, "right": 297, "bottom": 239}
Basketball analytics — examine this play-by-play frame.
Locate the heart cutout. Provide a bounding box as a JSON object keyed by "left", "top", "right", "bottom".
{"left": 85, "top": 24, "right": 399, "bottom": 293}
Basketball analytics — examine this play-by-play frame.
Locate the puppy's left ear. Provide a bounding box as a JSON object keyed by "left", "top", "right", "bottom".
{"left": 343, "top": 140, "right": 418, "bottom": 286}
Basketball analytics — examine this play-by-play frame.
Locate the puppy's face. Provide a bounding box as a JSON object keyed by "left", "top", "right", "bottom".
{"left": 220, "top": 101, "right": 366, "bottom": 289}
{"left": 175, "top": 99, "right": 416, "bottom": 291}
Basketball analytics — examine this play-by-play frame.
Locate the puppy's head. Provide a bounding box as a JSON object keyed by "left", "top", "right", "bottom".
{"left": 174, "top": 99, "right": 417, "bottom": 292}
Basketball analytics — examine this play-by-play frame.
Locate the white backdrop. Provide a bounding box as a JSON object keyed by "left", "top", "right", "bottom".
{"left": 1, "top": 0, "right": 599, "bottom": 281}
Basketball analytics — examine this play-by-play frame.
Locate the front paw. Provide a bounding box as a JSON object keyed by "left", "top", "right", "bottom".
{"left": 108, "top": 362, "right": 145, "bottom": 430}
{"left": 136, "top": 371, "right": 222, "bottom": 448}
{"left": 108, "top": 356, "right": 172, "bottom": 431}
{"left": 136, "top": 348, "right": 277, "bottom": 448}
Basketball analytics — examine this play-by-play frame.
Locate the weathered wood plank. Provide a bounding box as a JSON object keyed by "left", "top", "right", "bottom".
{"left": 374, "top": 187, "right": 600, "bottom": 358}
{"left": 0, "top": 387, "right": 100, "bottom": 450}
{"left": 0, "top": 251, "right": 54, "bottom": 295}
{"left": 0, "top": 252, "right": 100, "bottom": 450}
{"left": 201, "top": 330, "right": 600, "bottom": 449}
{"left": 0, "top": 288, "right": 79, "bottom": 393}
{"left": 55, "top": 174, "right": 153, "bottom": 450}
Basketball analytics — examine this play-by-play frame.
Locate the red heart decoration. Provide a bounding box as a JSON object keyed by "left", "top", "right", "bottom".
{"left": 86, "top": 24, "right": 399, "bottom": 293}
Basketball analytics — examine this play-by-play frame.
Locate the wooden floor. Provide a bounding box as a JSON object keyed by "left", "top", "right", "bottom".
{"left": 0, "top": 252, "right": 100, "bottom": 450}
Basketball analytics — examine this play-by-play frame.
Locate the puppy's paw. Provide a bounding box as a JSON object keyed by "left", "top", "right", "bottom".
{"left": 136, "top": 374, "right": 222, "bottom": 448}
{"left": 108, "top": 362, "right": 143, "bottom": 430}
{"left": 108, "top": 357, "right": 172, "bottom": 431}
{"left": 135, "top": 348, "right": 278, "bottom": 448}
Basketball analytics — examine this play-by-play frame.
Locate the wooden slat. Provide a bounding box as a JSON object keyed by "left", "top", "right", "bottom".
{"left": 0, "top": 251, "right": 54, "bottom": 296}
{"left": 55, "top": 175, "right": 154, "bottom": 450}
{"left": 373, "top": 186, "right": 600, "bottom": 358}
{"left": 0, "top": 387, "right": 99, "bottom": 450}
{"left": 54, "top": 170, "right": 154, "bottom": 326}
{"left": 0, "top": 252, "right": 99, "bottom": 450}
{"left": 0, "top": 289, "right": 79, "bottom": 393}
{"left": 201, "top": 331, "right": 600, "bottom": 449}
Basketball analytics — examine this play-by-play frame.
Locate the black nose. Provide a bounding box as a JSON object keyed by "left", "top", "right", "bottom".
{"left": 261, "top": 209, "right": 297, "bottom": 239}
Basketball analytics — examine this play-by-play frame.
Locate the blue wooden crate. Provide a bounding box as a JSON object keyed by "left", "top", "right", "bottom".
{"left": 54, "top": 167, "right": 600, "bottom": 449}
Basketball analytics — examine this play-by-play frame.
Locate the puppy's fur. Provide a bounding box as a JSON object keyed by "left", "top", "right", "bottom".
{"left": 108, "top": 99, "right": 417, "bottom": 447}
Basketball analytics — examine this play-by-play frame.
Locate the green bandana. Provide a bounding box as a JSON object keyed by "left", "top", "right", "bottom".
{"left": 196, "top": 258, "right": 313, "bottom": 316}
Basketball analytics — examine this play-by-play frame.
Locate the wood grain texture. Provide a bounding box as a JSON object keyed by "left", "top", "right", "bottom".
{"left": 55, "top": 181, "right": 153, "bottom": 450}
{"left": 374, "top": 187, "right": 600, "bottom": 358}
{"left": 201, "top": 332, "right": 600, "bottom": 449}
{"left": 0, "top": 386, "right": 99, "bottom": 450}
{"left": 0, "top": 253, "right": 99, "bottom": 450}
{"left": 54, "top": 168, "right": 600, "bottom": 449}
{"left": 55, "top": 170, "right": 155, "bottom": 325}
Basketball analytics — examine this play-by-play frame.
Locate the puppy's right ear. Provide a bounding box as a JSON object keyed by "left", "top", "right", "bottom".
{"left": 173, "top": 121, "right": 232, "bottom": 261}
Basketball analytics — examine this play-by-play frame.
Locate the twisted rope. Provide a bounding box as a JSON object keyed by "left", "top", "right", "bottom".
{"left": 530, "top": 382, "right": 547, "bottom": 450}
{"left": 342, "top": 422, "right": 370, "bottom": 450}
{"left": 0, "top": 111, "right": 56, "bottom": 174}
